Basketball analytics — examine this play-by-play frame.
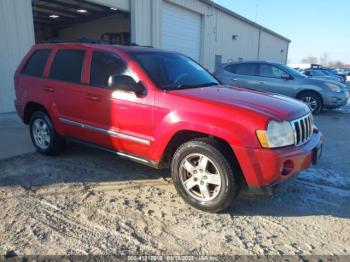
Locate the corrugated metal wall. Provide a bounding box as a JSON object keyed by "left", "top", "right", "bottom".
{"left": 0, "top": 0, "right": 289, "bottom": 113}
{"left": 0, "top": 0, "right": 35, "bottom": 113}
{"left": 258, "top": 30, "right": 289, "bottom": 63}
{"left": 131, "top": 0, "right": 289, "bottom": 71}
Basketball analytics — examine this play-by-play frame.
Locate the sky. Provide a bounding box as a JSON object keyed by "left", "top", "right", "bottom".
{"left": 214, "top": 0, "right": 350, "bottom": 64}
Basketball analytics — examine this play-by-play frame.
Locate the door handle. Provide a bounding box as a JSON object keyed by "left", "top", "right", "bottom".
{"left": 231, "top": 78, "right": 238, "bottom": 81}
{"left": 258, "top": 81, "right": 265, "bottom": 84}
{"left": 43, "top": 85, "right": 55, "bottom": 92}
{"left": 86, "top": 94, "right": 101, "bottom": 101}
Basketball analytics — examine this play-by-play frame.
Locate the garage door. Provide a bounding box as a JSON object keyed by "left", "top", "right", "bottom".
{"left": 161, "top": 2, "right": 201, "bottom": 61}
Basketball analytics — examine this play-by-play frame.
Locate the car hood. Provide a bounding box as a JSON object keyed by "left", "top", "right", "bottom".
{"left": 308, "top": 76, "right": 340, "bottom": 82}
{"left": 170, "top": 85, "right": 310, "bottom": 120}
{"left": 303, "top": 77, "right": 346, "bottom": 88}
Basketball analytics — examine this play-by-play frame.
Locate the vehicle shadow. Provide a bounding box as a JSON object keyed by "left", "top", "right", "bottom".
{"left": 0, "top": 143, "right": 169, "bottom": 189}
{"left": 0, "top": 143, "right": 349, "bottom": 219}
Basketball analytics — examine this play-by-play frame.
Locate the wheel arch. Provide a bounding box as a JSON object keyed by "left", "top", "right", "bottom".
{"left": 296, "top": 89, "right": 323, "bottom": 104}
{"left": 23, "top": 102, "right": 50, "bottom": 124}
{"left": 159, "top": 130, "right": 246, "bottom": 186}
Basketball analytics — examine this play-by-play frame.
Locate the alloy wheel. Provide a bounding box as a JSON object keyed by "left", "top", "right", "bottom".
{"left": 179, "top": 153, "right": 222, "bottom": 202}
{"left": 301, "top": 96, "right": 318, "bottom": 112}
{"left": 32, "top": 118, "right": 51, "bottom": 150}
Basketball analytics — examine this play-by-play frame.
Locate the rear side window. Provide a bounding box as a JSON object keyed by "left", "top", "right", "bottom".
{"left": 21, "top": 49, "right": 51, "bottom": 77}
{"left": 90, "top": 51, "right": 127, "bottom": 88}
{"left": 235, "top": 63, "right": 258, "bottom": 76}
{"left": 49, "top": 49, "right": 85, "bottom": 83}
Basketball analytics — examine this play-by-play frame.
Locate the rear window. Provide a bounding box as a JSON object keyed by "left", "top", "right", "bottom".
{"left": 21, "top": 49, "right": 51, "bottom": 77}
{"left": 49, "top": 49, "right": 85, "bottom": 84}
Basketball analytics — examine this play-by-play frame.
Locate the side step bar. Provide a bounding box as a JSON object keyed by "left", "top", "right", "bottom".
{"left": 65, "top": 137, "right": 161, "bottom": 169}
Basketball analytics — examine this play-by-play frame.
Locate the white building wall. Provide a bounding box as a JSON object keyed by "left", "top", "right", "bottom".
{"left": 0, "top": 0, "right": 290, "bottom": 113}
{"left": 258, "top": 30, "right": 289, "bottom": 63}
{"left": 214, "top": 9, "right": 260, "bottom": 64}
{"left": 130, "top": 0, "right": 289, "bottom": 71}
{"left": 0, "top": 0, "right": 35, "bottom": 113}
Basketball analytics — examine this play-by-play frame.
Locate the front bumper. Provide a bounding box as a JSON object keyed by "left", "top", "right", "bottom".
{"left": 234, "top": 130, "right": 323, "bottom": 195}
{"left": 323, "top": 90, "right": 349, "bottom": 109}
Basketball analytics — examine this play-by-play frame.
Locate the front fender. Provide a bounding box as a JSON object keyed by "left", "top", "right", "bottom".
{"left": 149, "top": 109, "right": 264, "bottom": 162}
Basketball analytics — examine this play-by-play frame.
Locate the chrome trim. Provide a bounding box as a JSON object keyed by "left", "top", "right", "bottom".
{"left": 59, "top": 118, "right": 83, "bottom": 128}
{"left": 290, "top": 113, "right": 313, "bottom": 146}
{"left": 59, "top": 117, "right": 150, "bottom": 145}
{"left": 116, "top": 152, "right": 149, "bottom": 163}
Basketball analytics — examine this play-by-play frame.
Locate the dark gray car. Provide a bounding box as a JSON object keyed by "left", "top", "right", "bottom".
{"left": 214, "top": 61, "right": 349, "bottom": 114}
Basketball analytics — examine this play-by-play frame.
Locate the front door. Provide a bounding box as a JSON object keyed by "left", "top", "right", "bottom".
{"left": 256, "top": 63, "right": 294, "bottom": 96}
{"left": 83, "top": 50, "right": 154, "bottom": 158}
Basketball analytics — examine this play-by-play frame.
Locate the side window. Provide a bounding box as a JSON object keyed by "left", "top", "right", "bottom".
{"left": 235, "top": 63, "right": 258, "bottom": 76}
{"left": 259, "top": 64, "right": 285, "bottom": 78}
{"left": 224, "top": 64, "right": 237, "bottom": 74}
{"left": 49, "top": 49, "right": 85, "bottom": 84}
{"left": 90, "top": 51, "right": 127, "bottom": 88}
{"left": 21, "top": 49, "right": 51, "bottom": 77}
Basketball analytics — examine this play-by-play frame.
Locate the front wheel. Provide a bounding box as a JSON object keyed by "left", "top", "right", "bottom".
{"left": 171, "top": 138, "right": 240, "bottom": 213}
{"left": 297, "top": 91, "right": 323, "bottom": 114}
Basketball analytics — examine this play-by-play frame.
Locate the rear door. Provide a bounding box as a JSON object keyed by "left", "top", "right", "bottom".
{"left": 46, "top": 48, "right": 87, "bottom": 138}
{"left": 223, "top": 63, "right": 259, "bottom": 90}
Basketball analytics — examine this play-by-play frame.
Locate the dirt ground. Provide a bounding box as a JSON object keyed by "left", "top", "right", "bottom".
{"left": 0, "top": 102, "right": 350, "bottom": 257}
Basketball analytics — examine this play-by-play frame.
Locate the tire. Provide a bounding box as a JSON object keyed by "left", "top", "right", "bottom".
{"left": 297, "top": 91, "right": 323, "bottom": 114}
{"left": 171, "top": 138, "right": 240, "bottom": 213}
{"left": 29, "top": 111, "right": 65, "bottom": 155}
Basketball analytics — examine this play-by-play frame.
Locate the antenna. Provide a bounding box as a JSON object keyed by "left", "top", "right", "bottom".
{"left": 255, "top": 3, "right": 260, "bottom": 23}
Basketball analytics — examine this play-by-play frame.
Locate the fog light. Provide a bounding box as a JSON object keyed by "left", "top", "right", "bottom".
{"left": 281, "top": 160, "right": 294, "bottom": 176}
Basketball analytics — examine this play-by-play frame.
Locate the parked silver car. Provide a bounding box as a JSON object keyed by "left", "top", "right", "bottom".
{"left": 214, "top": 61, "right": 349, "bottom": 114}
{"left": 303, "top": 69, "right": 343, "bottom": 82}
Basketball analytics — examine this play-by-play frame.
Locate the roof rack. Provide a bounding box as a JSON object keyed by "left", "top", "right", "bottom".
{"left": 40, "top": 37, "right": 153, "bottom": 48}
{"left": 42, "top": 37, "right": 110, "bottom": 44}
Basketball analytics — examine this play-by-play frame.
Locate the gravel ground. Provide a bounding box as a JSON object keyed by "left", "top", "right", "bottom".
{"left": 0, "top": 101, "right": 349, "bottom": 257}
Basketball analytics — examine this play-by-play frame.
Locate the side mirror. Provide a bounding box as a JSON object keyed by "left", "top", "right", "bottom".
{"left": 108, "top": 75, "right": 146, "bottom": 95}
{"left": 304, "top": 71, "right": 312, "bottom": 76}
{"left": 281, "top": 73, "right": 293, "bottom": 80}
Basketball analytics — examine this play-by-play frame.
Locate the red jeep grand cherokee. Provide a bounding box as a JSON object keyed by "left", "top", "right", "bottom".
{"left": 14, "top": 43, "right": 323, "bottom": 212}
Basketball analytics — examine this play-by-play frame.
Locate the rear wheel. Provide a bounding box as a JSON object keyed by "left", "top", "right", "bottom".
{"left": 297, "top": 91, "right": 323, "bottom": 114}
{"left": 30, "top": 111, "right": 64, "bottom": 155}
{"left": 171, "top": 138, "right": 240, "bottom": 213}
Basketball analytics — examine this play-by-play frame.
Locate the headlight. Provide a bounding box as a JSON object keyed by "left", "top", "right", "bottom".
{"left": 325, "top": 82, "right": 342, "bottom": 92}
{"left": 256, "top": 120, "right": 294, "bottom": 148}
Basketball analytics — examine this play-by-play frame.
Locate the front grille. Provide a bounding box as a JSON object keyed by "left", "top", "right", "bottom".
{"left": 291, "top": 113, "right": 313, "bottom": 146}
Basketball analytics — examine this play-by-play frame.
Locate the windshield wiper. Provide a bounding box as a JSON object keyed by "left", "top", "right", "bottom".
{"left": 166, "top": 82, "right": 220, "bottom": 90}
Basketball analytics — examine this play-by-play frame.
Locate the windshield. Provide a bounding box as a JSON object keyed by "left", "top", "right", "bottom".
{"left": 310, "top": 70, "right": 327, "bottom": 76}
{"left": 279, "top": 64, "right": 306, "bottom": 78}
{"left": 133, "top": 52, "right": 219, "bottom": 90}
{"left": 322, "top": 70, "right": 333, "bottom": 76}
